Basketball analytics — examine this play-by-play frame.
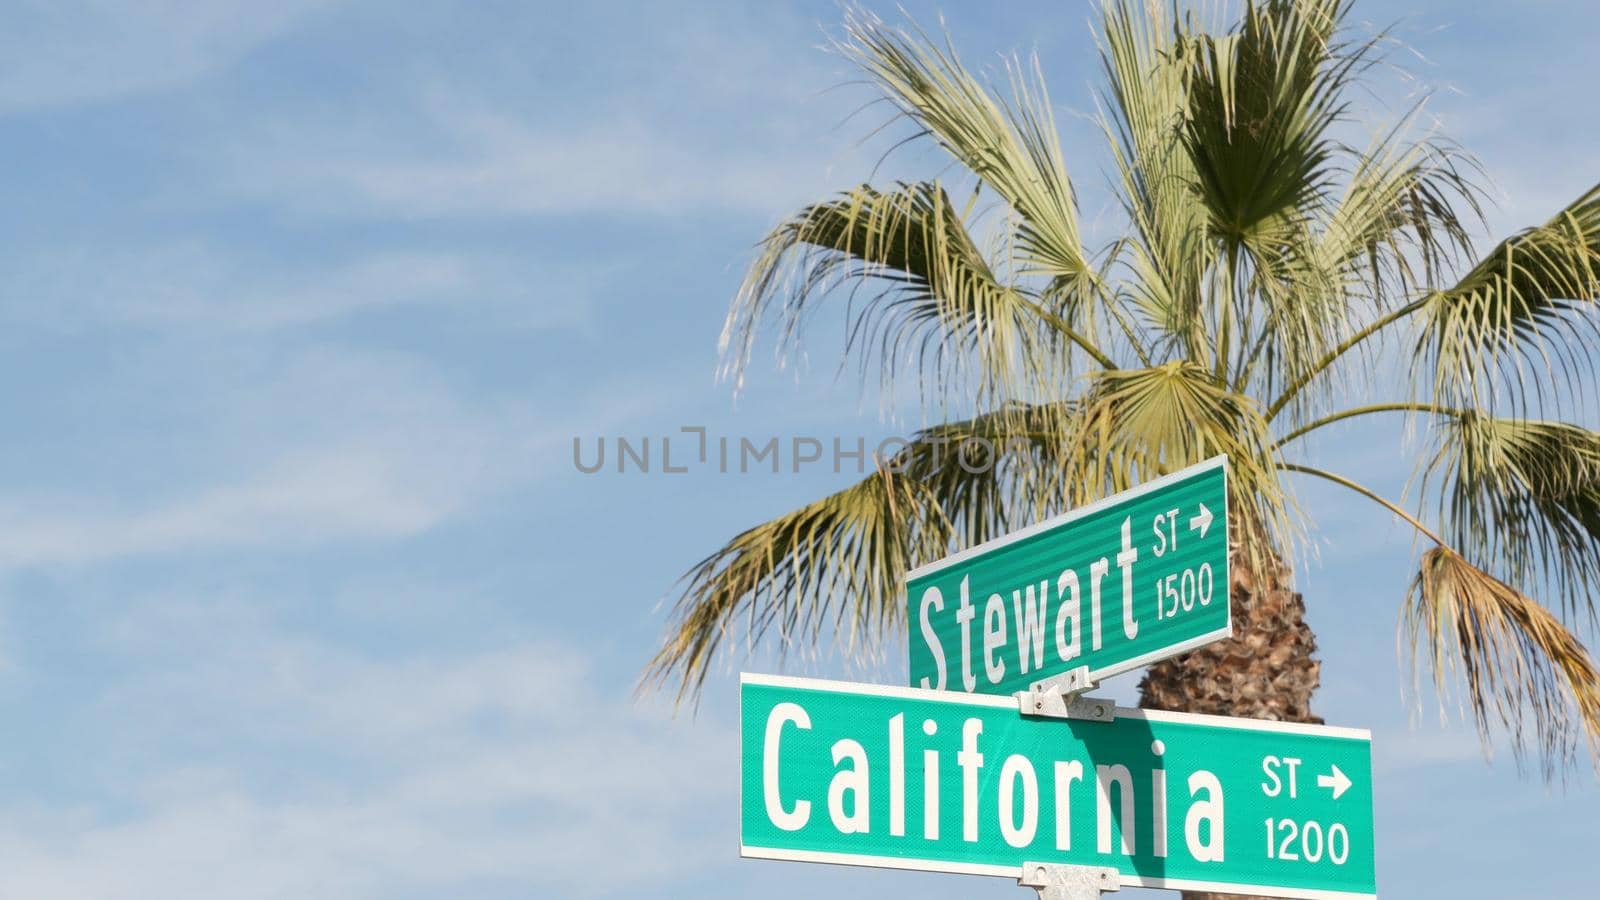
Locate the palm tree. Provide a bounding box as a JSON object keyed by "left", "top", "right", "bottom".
{"left": 646, "top": 4, "right": 1600, "bottom": 881}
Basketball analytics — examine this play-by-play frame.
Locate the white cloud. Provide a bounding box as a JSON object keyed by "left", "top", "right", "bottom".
{"left": 245, "top": 102, "right": 836, "bottom": 219}
{"left": 0, "top": 602, "right": 733, "bottom": 898}
{"left": 207, "top": 6, "right": 866, "bottom": 221}
{"left": 0, "top": 242, "right": 599, "bottom": 335}
{"left": 0, "top": 447, "right": 454, "bottom": 566}
{"left": 0, "top": 342, "right": 658, "bottom": 568}
{"left": 0, "top": 351, "right": 482, "bottom": 565}
{"left": 0, "top": 0, "right": 334, "bottom": 112}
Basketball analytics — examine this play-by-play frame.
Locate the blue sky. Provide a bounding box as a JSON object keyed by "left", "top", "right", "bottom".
{"left": 0, "top": 1, "right": 1596, "bottom": 897}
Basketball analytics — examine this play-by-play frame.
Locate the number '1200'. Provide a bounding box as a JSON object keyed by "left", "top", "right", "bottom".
{"left": 1265, "top": 818, "right": 1351, "bottom": 865}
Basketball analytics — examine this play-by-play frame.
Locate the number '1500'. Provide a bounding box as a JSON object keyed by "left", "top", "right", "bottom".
{"left": 1155, "top": 563, "right": 1215, "bottom": 620}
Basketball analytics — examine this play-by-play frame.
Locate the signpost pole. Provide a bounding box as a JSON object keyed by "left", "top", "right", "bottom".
{"left": 1016, "top": 670, "right": 1119, "bottom": 897}
{"left": 1019, "top": 863, "right": 1120, "bottom": 900}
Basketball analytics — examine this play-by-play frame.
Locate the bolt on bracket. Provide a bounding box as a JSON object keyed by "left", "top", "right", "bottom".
{"left": 1018, "top": 861, "right": 1121, "bottom": 900}
{"left": 1016, "top": 666, "right": 1116, "bottom": 722}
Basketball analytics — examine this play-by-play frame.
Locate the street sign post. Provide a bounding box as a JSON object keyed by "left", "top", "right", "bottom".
{"left": 742, "top": 673, "right": 1376, "bottom": 899}
{"left": 906, "top": 456, "right": 1230, "bottom": 697}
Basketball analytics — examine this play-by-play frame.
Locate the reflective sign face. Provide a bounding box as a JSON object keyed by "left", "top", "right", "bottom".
{"left": 742, "top": 674, "right": 1376, "bottom": 900}
{"left": 906, "top": 457, "right": 1230, "bottom": 696}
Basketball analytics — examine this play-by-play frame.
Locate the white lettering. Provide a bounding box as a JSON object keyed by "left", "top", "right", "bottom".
{"left": 998, "top": 755, "right": 1039, "bottom": 848}
{"left": 983, "top": 593, "right": 1007, "bottom": 684}
{"left": 1262, "top": 756, "right": 1283, "bottom": 797}
{"left": 1117, "top": 517, "right": 1139, "bottom": 640}
{"left": 1055, "top": 570, "right": 1081, "bottom": 662}
{"left": 888, "top": 714, "right": 905, "bottom": 837}
{"left": 918, "top": 587, "right": 946, "bottom": 690}
{"left": 958, "top": 718, "right": 984, "bottom": 842}
{"left": 957, "top": 577, "right": 977, "bottom": 692}
{"left": 1152, "top": 741, "right": 1168, "bottom": 858}
{"left": 1186, "top": 771, "right": 1226, "bottom": 863}
{"left": 1053, "top": 760, "right": 1084, "bottom": 850}
{"left": 763, "top": 703, "right": 811, "bottom": 831}
{"left": 1096, "top": 764, "right": 1135, "bottom": 855}
{"left": 922, "top": 718, "right": 940, "bottom": 840}
{"left": 1089, "top": 558, "right": 1110, "bottom": 651}
{"left": 1013, "top": 581, "right": 1048, "bottom": 675}
{"left": 828, "top": 739, "right": 870, "bottom": 834}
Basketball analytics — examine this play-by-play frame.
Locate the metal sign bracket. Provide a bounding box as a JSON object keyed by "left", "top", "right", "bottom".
{"left": 1016, "top": 666, "right": 1115, "bottom": 722}
{"left": 1019, "top": 861, "right": 1121, "bottom": 899}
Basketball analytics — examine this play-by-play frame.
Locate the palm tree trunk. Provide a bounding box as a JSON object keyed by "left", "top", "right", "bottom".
{"left": 1137, "top": 540, "right": 1321, "bottom": 900}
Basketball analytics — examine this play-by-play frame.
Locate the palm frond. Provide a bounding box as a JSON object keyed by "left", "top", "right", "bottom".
{"left": 1074, "top": 361, "right": 1291, "bottom": 551}
{"left": 1265, "top": 127, "right": 1481, "bottom": 417}
{"left": 1417, "top": 184, "right": 1600, "bottom": 410}
{"left": 1096, "top": 0, "right": 1214, "bottom": 355}
{"left": 1312, "top": 123, "right": 1478, "bottom": 305}
{"left": 643, "top": 403, "right": 1086, "bottom": 701}
{"left": 838, "top": 10, "right": 1092, "bottom": 286}
{"left": 1176, "top": 0, "right": 1376, "bottom": 394}
{"left": 1177, "top": 0, "right": 1349, "bottom": 249}
{"left": 1425, "top": 412, "right": 1600, "bottom": 625}
{"left": 721, "top": 180, "right": 1081, "bottom": 406}
{"left": 643, "top": 462, "right": 939, "bottom": 703}
{"left": 1405, "top": 547, "right": 1600, "bottom": 775}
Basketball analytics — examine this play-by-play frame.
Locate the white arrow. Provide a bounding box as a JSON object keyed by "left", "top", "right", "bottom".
{"left": 1188, "top": 503, "right": 1214, "bottom": 539}
{"left": 1317, "top": 764, "right": 1352, "bottom": 800}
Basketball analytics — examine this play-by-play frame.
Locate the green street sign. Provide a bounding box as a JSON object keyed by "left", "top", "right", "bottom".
{"left": 742, "top": 673, "right": 1376, "bottom": 899}
{"left": 907, "top": 456, "right": 1230, "bottom": 696}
